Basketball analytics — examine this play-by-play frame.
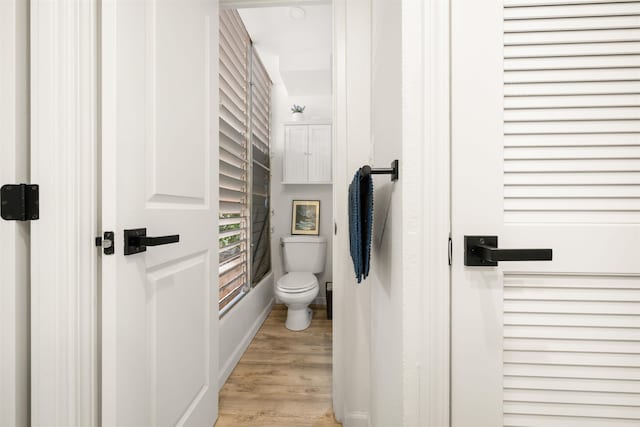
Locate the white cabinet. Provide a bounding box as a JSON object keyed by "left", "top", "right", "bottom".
{"left": 283, "top": 123, "right": 332, "bottom": 184}
{"left": 283, "top": 125, "right": 309, "bottom": 183}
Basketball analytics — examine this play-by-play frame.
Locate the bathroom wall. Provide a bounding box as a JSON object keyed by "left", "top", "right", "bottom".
{"left": 270, "top": 84, "right": 333, "bottom": 304}
{"left": 218, "top": 273, "right": 274, "bottom": 388}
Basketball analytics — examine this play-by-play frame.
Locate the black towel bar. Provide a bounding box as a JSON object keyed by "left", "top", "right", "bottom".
{"left": 360, "top": 160, "right": 399, "bottom": 182}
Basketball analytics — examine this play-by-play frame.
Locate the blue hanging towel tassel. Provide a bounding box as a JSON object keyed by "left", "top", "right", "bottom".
{"left": 348, "top": 169, "right": 373, "bottom": 283}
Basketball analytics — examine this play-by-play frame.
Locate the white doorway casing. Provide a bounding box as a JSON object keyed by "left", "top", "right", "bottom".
{"left": 400, "top": 0, "right": 451, "bottom": 425}
{"left": 30, "top": 0, "right": 100, "bottom": 426}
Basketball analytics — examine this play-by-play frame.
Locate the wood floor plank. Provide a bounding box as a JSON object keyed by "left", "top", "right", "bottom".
{"left": 215, "top": 412, "right": 339, "bottom": 427}
{"left": 215, "top": 304, "right": 341, "bottom": 426}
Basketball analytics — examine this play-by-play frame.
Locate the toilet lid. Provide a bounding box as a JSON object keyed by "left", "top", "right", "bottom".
{"left": 277, "top": 272, "right": 318, "bottom": 293}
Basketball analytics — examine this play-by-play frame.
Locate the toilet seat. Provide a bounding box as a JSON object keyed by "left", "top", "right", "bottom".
{"left": 276, "top": 272, "right": 318, "bottom": 293}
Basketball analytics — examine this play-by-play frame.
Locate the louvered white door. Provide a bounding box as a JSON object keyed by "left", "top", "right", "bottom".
{"left": 451, "top": 1, "right": 640, "bottom": 426}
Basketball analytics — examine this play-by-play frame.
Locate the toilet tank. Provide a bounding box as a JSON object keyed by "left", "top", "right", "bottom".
{"left": 281, "top": 236, "right": 327, "bottom": 273}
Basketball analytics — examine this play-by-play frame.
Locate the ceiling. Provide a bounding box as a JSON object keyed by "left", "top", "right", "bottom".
{"left": 238, "top": 5, "right": 332, "bottom": 95}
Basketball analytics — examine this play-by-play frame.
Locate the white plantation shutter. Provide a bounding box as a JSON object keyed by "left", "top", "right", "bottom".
{"left": 219, "top": 9, "right": 250, "bottom": 313}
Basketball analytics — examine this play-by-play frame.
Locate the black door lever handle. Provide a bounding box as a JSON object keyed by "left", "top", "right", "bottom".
{"left": 464, "top": 235, "right": 552, "bottom": 266}
{"left": 124, "top": 228, "right": 180, "bottom": 255}
{"left": 138, "top": 234, "right": 180, "bottom": 247}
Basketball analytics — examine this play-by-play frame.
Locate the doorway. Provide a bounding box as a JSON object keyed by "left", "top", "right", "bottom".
{"left": 215, "top": 4, "right": 338, "bottom": 425}
{"left": 26, "top": 0, "right": 347, "bottom": 425}
{"left": 19, "top": 0, "right": 433, "bottom": 425}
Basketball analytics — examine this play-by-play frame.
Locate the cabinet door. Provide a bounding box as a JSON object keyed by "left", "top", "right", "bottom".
{"left": 307, "top": 125, "right": 332, "bottom": 183}
{"left": 283, "top": 125, "right": 308, "bottom": 183}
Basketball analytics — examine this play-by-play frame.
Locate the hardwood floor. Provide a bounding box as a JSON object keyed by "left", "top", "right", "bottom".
{"left": 215, "top": 305, "right": 341, "bottom": 427}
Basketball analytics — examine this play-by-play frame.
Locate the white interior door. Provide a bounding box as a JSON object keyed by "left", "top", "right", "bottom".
{"left": 452, "top": 1, "right": 640, "bottom": 426}
{"left": 101, "top": 0, "right": 219, "bottom": 425}
{"left": 307, "top": 124, "right": 332, "bottom": 183}
{"left": 283, "top": 125, "right": 309, "bottom": 183}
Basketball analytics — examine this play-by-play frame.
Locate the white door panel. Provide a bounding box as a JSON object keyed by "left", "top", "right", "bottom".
{"left": 102, "top": 0, "right": 218, "bottom": 425}
{"left": 308, "top": 125, "right": 332, "bottom": 183}
{"left": 283, "top": 125, "right": 308, "bottom": 183}
{"left": 452, "top": 1, "right": 640, "bottom": 426}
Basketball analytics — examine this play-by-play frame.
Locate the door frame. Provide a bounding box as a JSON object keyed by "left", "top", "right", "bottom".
{"left": 30, "top": 0, "right": 99, "bottom": 425}
{"left": 399, "top": 0, "right": 451, "bottom": 425}
{"left": 29, "top": 0, "right": 452, "bottom": 425}
{"left": 0, "top": 1, "right": 30, "bottom": 425}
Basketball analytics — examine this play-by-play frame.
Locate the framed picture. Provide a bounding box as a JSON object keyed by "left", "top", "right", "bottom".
{"left": 291, "top": 200, "right": 320, "bottom": 235}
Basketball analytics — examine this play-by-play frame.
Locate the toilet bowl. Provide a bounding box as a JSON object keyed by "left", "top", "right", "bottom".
{"left": 275, "top": 272, "right": 319, "bottom": 330}
{"left": 278, "top": 236, "right": 327, "bottom": 331}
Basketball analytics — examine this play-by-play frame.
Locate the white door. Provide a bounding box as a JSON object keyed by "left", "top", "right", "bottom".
{"left": 308, "top": 125, "right": 332, "bottom": 184}
{"left": 452, "top": 1, "right": 640, "bottom": 426}
{"left": 283, "top": 125, "right": 308, "bottom": 183}
{"left": 101, "top": 0, "right": 219, "bottom": 426}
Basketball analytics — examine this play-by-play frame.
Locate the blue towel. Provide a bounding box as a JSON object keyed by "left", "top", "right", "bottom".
{"left": 348, "top": 169, "right": 373, "bottom": 283}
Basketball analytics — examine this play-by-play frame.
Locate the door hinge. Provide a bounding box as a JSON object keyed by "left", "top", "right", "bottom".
{"left": 1, "top": 184, "right": 39, "bottom": 221}
{"left": 448, "top": 236, "right": 452, "bottom": 266}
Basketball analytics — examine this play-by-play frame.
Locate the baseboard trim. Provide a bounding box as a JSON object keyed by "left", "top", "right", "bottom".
{"left": 344, "top": 411, "right": 369, "bottom": 427}
{"left": 218, "top": 297, "right": 274, "bottom": 389}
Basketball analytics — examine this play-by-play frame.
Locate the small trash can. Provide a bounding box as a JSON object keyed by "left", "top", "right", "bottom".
{"left": 326, "top": 282, "right": 333, "bottom": 320}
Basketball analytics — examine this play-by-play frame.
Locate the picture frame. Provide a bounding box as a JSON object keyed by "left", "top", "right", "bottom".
{"left": 291, "top": 200, "right": 320, "bottom": 235}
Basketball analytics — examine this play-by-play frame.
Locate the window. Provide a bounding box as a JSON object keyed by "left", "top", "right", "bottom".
{"left": 218, "top": 10, "right": 272, "bottom": 314}
{"left": 250, "top": 50, "right": 271, "bottom": 285}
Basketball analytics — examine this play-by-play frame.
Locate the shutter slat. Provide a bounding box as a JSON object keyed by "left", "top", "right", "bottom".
{"left": 220, "top": 187, "right": 246, "bottom": 203}
{"left": 219, "top": 117, "right": 246, "bottom": 144}
{"left": 220, "top": 60, "right": 246, "bottom": 95}
{"left": 220, "top": 163, "right": 245, "bottom": 182}
{"left": 220, "top": 200, "right": 244, "bottom": 215}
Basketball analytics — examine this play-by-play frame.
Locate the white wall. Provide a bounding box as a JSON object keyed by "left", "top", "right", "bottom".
{"left": 369, "top": 0, "right": 404, "bottom": 424}
{"left": 270, "top": 83, "right": 333, "bottom": 304}
{"left": 218, "top": 273, "right": 274, "bottom": 388}
{"left": 0, "top": 1, "right": 29, "bottom": 425}
{"left": 288, "top": 94, "right": 332, "bottom": 120}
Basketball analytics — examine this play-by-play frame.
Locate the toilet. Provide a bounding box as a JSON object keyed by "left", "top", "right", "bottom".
{"left": 276, "top": 235, "right": 327, "bottom": 331}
